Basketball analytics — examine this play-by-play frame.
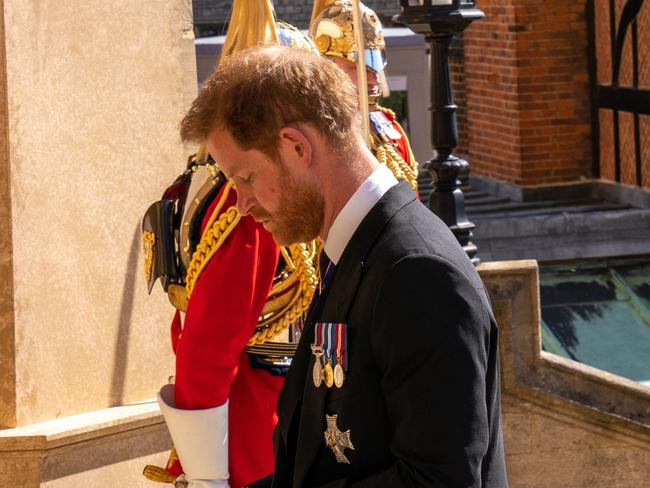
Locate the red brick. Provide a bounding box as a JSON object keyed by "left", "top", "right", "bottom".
{"left": 457, "top": 0, "right": 593, "bottom": 185}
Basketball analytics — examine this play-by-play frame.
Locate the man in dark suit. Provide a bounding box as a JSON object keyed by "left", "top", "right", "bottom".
{"left": 179, "top": 45, "right": 508, "bottom": 488}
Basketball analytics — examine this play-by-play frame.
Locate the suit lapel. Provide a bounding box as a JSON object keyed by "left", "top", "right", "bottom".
{"left": 280, "top": 182, "right": 416, "bottom": 487}
{"left": 276, "top": 296, "right": 319, "bottom": 444}
{"left": 292, "top": 256, "right": 364, "bottom": 487}
{"left": 276, "top": 253, "right": 333, "bottom": 444}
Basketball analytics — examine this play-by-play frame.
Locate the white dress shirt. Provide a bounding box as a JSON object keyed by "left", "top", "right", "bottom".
{"left": 324, "top": 164, "right": 398, "bottom": 265}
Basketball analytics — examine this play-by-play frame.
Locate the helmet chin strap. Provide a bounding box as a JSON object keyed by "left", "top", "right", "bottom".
{"left": 368, "top": 85, "right": 382, "bottom": 106}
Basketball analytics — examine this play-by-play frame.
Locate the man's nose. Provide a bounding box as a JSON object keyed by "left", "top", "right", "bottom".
{"left": 236, "top": 188, "right": 255, "bottom": 217}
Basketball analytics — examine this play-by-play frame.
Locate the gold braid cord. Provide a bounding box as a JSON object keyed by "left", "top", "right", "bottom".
{"left": 185, "top": 206, "right": 241, "bottom": 300}
{"left": 373, "top": 107, "right": 419, "bottom": 192}
{"left": 247, "top": 239, "right": 321, "bottom": 346}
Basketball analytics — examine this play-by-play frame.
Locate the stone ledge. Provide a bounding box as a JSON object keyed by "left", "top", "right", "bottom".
{"left": 477, "top": 259, "right": 538, "bottom": 275}
{"left": 0, "top": 401, "right": 170, "bottom": 486}
{"left": 479, "top": 260, "right": 650, "bottom": 444}
{"left": 470, "top": 175, "right": 650, "bottom": 208}
{"left": 0, "top": 400, "right": 164, "bottom": 452}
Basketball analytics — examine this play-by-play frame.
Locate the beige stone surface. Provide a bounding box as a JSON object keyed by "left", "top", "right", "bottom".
{"left": 41, "top": 450, "right": 171, "bottom": 488}
{"left": 503, "top": 398, "right": 649, "bottom": 487}
{"left": 0, "top": 0, "right": 17, "bottom": 429}
{"left": 0, "top": 402, "right": 171, "bottom": 487}
{"left": 0, "top": 0, "right": 197, "bottom": 427}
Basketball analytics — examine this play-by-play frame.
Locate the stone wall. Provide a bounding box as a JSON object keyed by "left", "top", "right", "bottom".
{"left": 503, "top": 396, "right": 649, "bottom": 486}
{"left": 480, "top": 261, "right": 650, "bottom": 487}
{"left": 0, "top": 0, "right": 197, "bottom": 428}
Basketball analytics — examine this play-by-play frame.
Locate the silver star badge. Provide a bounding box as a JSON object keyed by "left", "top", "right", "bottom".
{"left": 324, "top": 414, "right": 355, "bottom": 464}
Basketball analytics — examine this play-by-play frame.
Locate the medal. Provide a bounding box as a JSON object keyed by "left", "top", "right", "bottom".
{"left": 324, "top": 359, "right": 334, "bottom": 388}
{"left": 313, "top": 360, "right": 323, "bottom": 387}
{"left": 311, "top": 345, "right": 324, "bottom": 388}
{"left": 324, "top": 414, "right": 355, "bottom": 464}
{"left": 333, "top": 324, "right": 347, "bottom": 388}
{"left": 313, "top": 322, "right": 348, "bottom": 389}
{"left": 334, "top": 363, "right": 345, "bottom": 388}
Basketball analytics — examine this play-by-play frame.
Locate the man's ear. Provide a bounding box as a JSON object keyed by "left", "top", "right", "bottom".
{"left": 278, "top": 127, "right": 312, "bottom": 168}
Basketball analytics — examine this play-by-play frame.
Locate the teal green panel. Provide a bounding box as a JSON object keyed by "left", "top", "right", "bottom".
{"left": 540, "top": 256, "right": 650, "bottom": 385}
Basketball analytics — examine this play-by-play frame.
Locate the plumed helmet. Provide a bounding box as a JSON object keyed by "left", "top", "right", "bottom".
{"left": 309, "top": 0, "right": 387, "bottom": 74}
{"left": 221, "top": 0, "right": 317, "bottom": 65}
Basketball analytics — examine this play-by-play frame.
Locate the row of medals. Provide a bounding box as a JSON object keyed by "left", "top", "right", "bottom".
{"left": 311, "top": 344, "right": 345, "bottom": 388}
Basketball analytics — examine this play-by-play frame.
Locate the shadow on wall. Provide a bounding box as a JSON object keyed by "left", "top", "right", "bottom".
{"left": 109, "top": 225, "right": 140, "bottom": 406}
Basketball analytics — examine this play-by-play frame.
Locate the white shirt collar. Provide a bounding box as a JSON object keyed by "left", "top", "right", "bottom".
{"left": 324, "top": 164, "right": 398, "bottom": 265}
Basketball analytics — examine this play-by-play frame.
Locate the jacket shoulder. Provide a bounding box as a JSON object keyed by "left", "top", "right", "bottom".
{"left": 371, "top": 200, "right": 478, "bottom": 277}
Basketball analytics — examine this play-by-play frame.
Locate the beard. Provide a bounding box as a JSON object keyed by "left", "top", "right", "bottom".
{"left": 259, "top": 165, "right": 324, "bottom": 246}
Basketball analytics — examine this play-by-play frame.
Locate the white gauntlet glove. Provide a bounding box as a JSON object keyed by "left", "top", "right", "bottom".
{"left": 158, "top": 384, "right": 230, "bottom": 488}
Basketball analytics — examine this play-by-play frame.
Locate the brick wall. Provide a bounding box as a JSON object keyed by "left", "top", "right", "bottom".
{"left": 463, "top": 0, "right": 593, "bottom": 186}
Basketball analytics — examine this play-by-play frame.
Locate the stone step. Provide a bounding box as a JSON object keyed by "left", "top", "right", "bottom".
{"left": 467, "top": 198, "right": 602, "bottom": 215}
{"left": 463, "top": 190, "right": 491, "bottom": 200}
{"left": 465, "top": 195, "right": 512, "bottom": 206}
{"left": 471, "top": 202, "right": 630, "bottom": 219}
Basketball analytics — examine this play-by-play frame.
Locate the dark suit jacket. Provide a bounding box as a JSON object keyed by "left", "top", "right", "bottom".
{"left": 252, "top": 181, "right": 508, "bottom": 488}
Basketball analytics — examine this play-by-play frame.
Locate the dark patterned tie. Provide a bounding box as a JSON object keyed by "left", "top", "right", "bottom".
{"left": 318, "top": 253, "right": 336, "bottom": 297}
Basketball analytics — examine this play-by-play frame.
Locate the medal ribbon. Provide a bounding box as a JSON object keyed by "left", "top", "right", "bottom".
{"left": 313, "top": 322, "right": 348, "bottom": 370}
{"left": 336, "top": 323, "right": 346, "bottom": 371}
{"left": 328, "top": 323, "right": 335, "bottom": 366}
{"left": 314, "top": 323, "right": 321, "bottom": 349}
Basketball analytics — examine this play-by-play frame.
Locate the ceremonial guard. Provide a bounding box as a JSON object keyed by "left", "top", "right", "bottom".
{"left": 310, "top": 0, "right": 419, "bottom": 191}
{"left": 141, "top": 3, "right": 320, "bottom": 487}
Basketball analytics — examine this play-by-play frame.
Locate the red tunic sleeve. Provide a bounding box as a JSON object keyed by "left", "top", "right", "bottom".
{"left": 173, "top": 188, "right": 279, "bottom": 410}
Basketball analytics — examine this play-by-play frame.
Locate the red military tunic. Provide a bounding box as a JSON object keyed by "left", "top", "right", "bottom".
{"left": 371, "top": 106, "right": 419, "bottom": 198}
{"left": 169, "top": 185, "right": 282, "bottom": 488}
{"left": 384, "top": 111, "right": 414, "bottom": 169}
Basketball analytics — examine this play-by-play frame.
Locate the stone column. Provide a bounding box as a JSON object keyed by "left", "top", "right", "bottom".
{"left": 0, "top": 1, "right": 197, "bottom": 485}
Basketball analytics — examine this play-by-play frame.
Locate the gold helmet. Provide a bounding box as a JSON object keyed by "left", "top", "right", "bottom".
{"left": 194, "top": 2, "right": 316, "bottom": 165}
{"left": 309, "top": 0, "right": 387, "bottom": 75}
{"left": 222, "top": 1, "right": 317, "bottom": 60}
